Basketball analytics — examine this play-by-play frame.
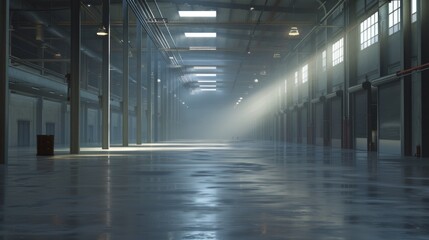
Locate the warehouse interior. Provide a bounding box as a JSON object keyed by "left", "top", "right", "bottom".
{"left": 1, "top": 0, "right": 429, "bottom": 239}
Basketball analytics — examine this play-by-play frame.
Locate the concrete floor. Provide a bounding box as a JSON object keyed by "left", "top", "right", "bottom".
{"left": 1, "top": 141, "right": 429, "bottom": 240}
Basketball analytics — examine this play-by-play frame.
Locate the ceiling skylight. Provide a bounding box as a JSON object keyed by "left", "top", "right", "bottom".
{"left": 185, "top": 32, "right": 217, "bottom": 38}
{"left": 199, "top": 85, "right": 217, "bottom": 88}
{"left": 197, "top": 80, "right": 217, "bottom": 83}
{"left": 189, "top": 46, "right": 216, "bottom": 51}
{"left": 196, "top": 74, "right": 217, "bottom": 77}
{"left": 194, "top": 66, "right": 217, "bottom": 70}
{"left": 179, "top": 11, "right": 217, "bottom": 17}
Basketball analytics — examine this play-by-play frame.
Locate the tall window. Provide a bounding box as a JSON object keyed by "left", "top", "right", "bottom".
{"left": 294, "top": 71, "right": 298, "bottom": 85}
{"left": 360, "top": 12, "right": 378, "bottom": 50}
{"left": 332, "top": 38, "right": 344, "bottom": 66}
{"left": 412, "top": 0, "right": 417, "bottom": 23}
{"left": 302, "top": 64, "right": 308, "bottom": 83}
{"left": 388, "top": 0, "right": 401, "bottom": 35}
{"left": 322, "top": 50, "right": 327, "bottom": 71}
{"left": 284, "top": 79, "right": 287, "bottom": 93}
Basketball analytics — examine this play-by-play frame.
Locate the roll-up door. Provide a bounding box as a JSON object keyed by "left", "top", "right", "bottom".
{"left": 314, "top": 102, "right": 324, "bottom": 146}
{"left": 330, "top": 97, "right": 342, "bottom": 148}
{"left": 300, "top": 106, "right": 308, "bottom": 144}
{"left": 378, "top": 81, "right": 401, "bottom": 155}
{"left": 292, "top": 110, "right": 298, "bottom": 143}
{"left": 282, "top": 114, "right": 287, "bottom": 141}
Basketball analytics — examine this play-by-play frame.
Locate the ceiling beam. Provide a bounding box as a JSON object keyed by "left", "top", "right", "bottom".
{"left": 150, "top": 0, "right": 317, "bottom": 14}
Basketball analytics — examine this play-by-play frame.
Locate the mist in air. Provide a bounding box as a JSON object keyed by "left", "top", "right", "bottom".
{"left": 178, "top": 84, "right": 280, "bottom": 140}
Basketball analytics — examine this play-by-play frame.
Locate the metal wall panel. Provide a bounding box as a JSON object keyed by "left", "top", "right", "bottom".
{"left": 315, "top": 102, "right": 324, "bottom": 146}
{"left": 300, "top": 107, "right": 308, "bottom": 144}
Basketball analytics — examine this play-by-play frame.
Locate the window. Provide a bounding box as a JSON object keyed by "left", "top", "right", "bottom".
{"left": 360, "top": 12, "right": 378, "bottom": 50}
{"left": 412, "top": 0, "right": 417, "bottom": 23}
{"left": 294, "top": 71, "right": 298, "bottom": 85}
{"left": 284, "top": 79, "right": 287, "bottom": 93}
{"left": 322, "top": 50, "right": 327, "bottom": 71}
{"left": 302, "top": 64, "right": 308, "bottom": 83}
{"left": 388, "top": 0, "right": 401, "bottom": 35}
{"left": 332, "top": 38, "right": 344, "bottom": 66}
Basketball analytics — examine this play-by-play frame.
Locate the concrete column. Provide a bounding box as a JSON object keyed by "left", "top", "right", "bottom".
{"left": 165, "top": 71, "right": 170, "bottom": 140}
{"left": 160, "top": 66, "right": 167, "bottom": 141}
{"left": 0, "top": 0, "right": 9, "bottom": 164}
{"left": 421, "top": 0, "right": 429, "bottom": 157}
{"left": 101, "top": 0, "right": 110, "bottom": 149}
{"left": 81, "top": 54, "right": 88, "bottom": 89}
{"left": 39, "top": 46, "right": 45, "bottom": 75}
{"left": 61, "top": 103, "right": 67, "bottom": 145}
{"left": 402, "top": 0, "right": 412, "bottom": 156}
{"left": 122, "top": 0, "right": 129, "bottom": 147}
{"left": 169, "top": 73, "right": 174, "bottom": 140}
{"left": 343, "top": 0, "right": 357, "bottom": 149}
{"left": 146, "top": 38, "right": 153, "bottom": 143}
{"left": 170, "top": 83, "right": 174, "bottom": 139}
{"left": 70, "top": 0, "right": 80, "bottom": 154}
{"left": 153, "top": 52, "right": 159, "bottom": 142}
{"left": 36, "top": 97, "right": 43, "bottom": 135}
{"left": 136, "top": 23, "right": 142, "bottom": 145}
{"left": 81, "top": 102, "right": 87, "bottom": 145}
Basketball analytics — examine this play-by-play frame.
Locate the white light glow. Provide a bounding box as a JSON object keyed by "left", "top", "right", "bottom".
{"left": 289, "top": 27, "right": 300, "bottom": 36}
{"left": 179, "top": 11, "right": 217, "bottom": 17}
{"left": 199, "top": 85, "right": 216, "bottom": 88}
{"left": 185, "top": 32, "right": 216, "bottom": 38}
{"left": 194, "top": 66, "right": 217, "bottom": 70}
{"left": 197, "top": 80, "right": 217, "bottom": 83}
{"left": 196, "top": 74, "right": 217, "bottom": 77}
{"left": 189, "top": 46, "right": 217, "bottom": 51}
{"left": 51, "top": 143, "right": 232, "bottom": 156}
{"left": 201, "top": 88, "right": 217, "bottom": 91}
{"left": 254, "top": 79, "right": 259, "bottom": 83}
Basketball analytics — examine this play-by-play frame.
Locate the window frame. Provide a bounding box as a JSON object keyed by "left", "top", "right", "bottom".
{"left": 322, "top": 50, "right": 327, "bottom": 71}
{"left": 412, "top": 0, "right": 417, "bottom": 23}
{"left": 360, "top": 12, "right": 379, "bottom": 50}
{"left": 302, "top": 64, "right": 308, "bottom": 83}
{"left": 332, "top": 37, "right": 344, "bottom": 66}
{"left": 388, "top": 0, "right": 401, "bottom": 35}
{"left": 294, "top": 71, "right": 299, "bottom": 85}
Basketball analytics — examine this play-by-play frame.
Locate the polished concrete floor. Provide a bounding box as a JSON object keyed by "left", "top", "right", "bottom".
{"left": 1, "top": 141, "right": 429, "bottom": 240}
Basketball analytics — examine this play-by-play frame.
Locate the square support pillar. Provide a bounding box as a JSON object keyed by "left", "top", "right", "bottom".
{"left": 0, "top": 0, "right": 9, "bottom": 164}
{"left": 101, "top": 0, "right": 111, "bottom": 149}
{"left": 70, "top": 0, "right": 81, "bottom": 154}
{"left": 122, "top": 0, "right": 129, "bottom": 147}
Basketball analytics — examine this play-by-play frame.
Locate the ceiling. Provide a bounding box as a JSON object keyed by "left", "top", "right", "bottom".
{"left": 9, "top": 0, "right": 326, "bottom": 108}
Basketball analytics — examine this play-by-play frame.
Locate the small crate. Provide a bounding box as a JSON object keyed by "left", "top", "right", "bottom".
{"left": 37, "top": 135, "right": 54, "bottom": 156}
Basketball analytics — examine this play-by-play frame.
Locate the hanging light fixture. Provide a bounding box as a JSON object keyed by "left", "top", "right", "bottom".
{"left": 97, "top": 25, "right": 108, "bottom": 36}
{"left": 289, "top": 27, "right": 299, "bottom": 36}
{"left": 35, "top": 24, "right": 44, "bottom": 41}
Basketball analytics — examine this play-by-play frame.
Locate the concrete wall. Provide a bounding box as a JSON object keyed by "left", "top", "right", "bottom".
{"left": 271, "top": 0, "right": 425, "bottom": 157}
{"left": 42, "top": 99, "right": 62, "bottom": 144}
{"left": 9, "top": 94, "right": 37, "bottom": 147}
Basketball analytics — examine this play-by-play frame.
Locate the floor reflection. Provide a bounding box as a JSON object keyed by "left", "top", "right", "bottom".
{"left": 1, "top": 141, "right": 429, "bottom": 239}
